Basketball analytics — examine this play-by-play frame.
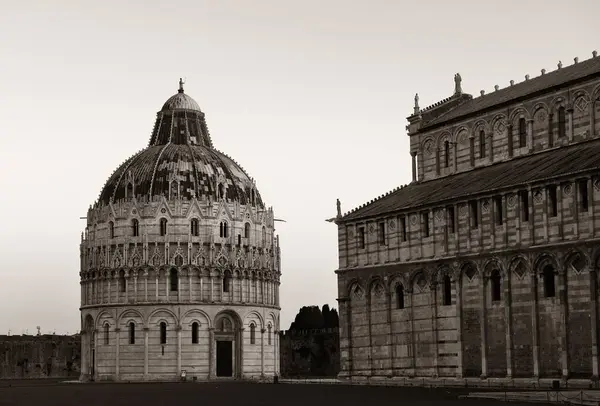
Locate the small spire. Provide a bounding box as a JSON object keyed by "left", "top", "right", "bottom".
{"left": 336, "top": 198, "right": 342, "bottom": 218}
{"left": 558, "top": 61, "right": 563, "bottom": 69}
{"left": 178, "top": 78, "right": 185, "bottom": 93}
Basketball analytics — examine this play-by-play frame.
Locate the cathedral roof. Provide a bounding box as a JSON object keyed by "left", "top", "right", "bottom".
{"left": 96, "top": 80, "right": 263, "bottom": 207}
{"left": 415, "top": 54, "right": 600, "bottom": 131}
{"left": 341, "top": 138, "right": 600, "bottom": 222}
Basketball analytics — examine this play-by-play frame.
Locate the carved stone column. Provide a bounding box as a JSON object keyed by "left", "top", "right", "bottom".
{"left": 239, "top": 327, "right": 245, "bottom": 378}
{"left": 558, "top": 267, "right": 569, "bottom": 378}
{"left": 208, "top": 328, "right": 215, "bottom": 378}
{"left": 567, "top": 108, "right": 574, "bottom": 141}
{"left": 144, "top": 270, "right": 148, "bottom": 302}
{"left": 527, "top": 119, "right": 534, "bottom": 152}
{"left": 430, "top": 281, "right": 439, "bottom": 377}
{"left": 140, "top": 327, "right": 148, "bottom": 380}
{"left": 260, "top": 328, "right": 266, "bottom": 377}
{"left": 155, "top": 275, "right": 159, "bottom": 300}
{"left": 504, "top": 272, "right": 513, "bottom": 378}
{"left": 590, "top": 269, "right": 599, "bottom": 379}
{"left": 455, "top": 276, "right": 464, "bottom": 377}
{"left": 177, "top": 325, "right": 182, "bottom": 376}
{"left": 480, "top": 275, "right": 488, "bottom": 378}
{"left": 408, "top": 287, "right": 416, "bottom": 377}
{"left": 189, "top": 272, "right": 193, "bottom": 302}
{"left": 531, "top": 270, "right": 540, "bottom": 377}
{"left": 115, "top": 327, "right": 121, "bottom": 381}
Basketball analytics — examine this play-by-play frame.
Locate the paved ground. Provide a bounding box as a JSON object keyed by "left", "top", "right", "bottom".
{"left": 0, "top": 380, "right": 554, "bottom": 406}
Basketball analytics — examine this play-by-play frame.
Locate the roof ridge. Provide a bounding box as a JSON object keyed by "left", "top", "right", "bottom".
{"left": 342, "top": 184, "right": 410, "bottom": 217}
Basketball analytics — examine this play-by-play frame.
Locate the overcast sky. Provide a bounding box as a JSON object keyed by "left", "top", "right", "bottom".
{"left": 0, "top": 0, "right": 598, "bottom": 335}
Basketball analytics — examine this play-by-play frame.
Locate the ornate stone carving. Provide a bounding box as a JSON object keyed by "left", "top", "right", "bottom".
{"left": 507, "top": 194, "right": 516, "bottom": 208}
{"left": 459, "top": 204, "right": 467, "bottom": 218}
{"left": 410, "top": 215, "right": 418, "bottom": 226}
{"left": 563, "top": 183, "right": 573, "bottom": 196}
{"left": 389, "top": 220, "right": 395, "bottom": 230}
{"left": 534, "top": 190, "right": 543, "bottom": 203}
{"left": 481, "top": 199, "right": 490, "bottom": 214}
{"left": 575, "top": 97, "right": 589, "bottom": 113}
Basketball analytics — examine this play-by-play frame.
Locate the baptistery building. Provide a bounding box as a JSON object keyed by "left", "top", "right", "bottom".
{"left": 79, "top": 80, "right": 281, "bottom": 381}
{"left": 332, "top": 52, "right": 600, "bottom": 384}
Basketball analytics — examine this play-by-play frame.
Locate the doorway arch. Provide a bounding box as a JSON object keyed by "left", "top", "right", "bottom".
{"left": 213, "top": 310, "right": 242, "bottom": 378}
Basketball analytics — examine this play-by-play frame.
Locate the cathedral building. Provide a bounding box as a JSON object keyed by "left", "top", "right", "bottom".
{"left": 332, "top": 52, "right": 600, "bottom": 383}
{"left": 79, "top": 80, "right": 281, "bottom": 381}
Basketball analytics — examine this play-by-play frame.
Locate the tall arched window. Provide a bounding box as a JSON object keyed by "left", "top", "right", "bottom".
{"left": 491, "top": 269, "right": 502, "bottom": 302}
{"left": 479, "top": 130, "right": 486, "bottom": 158}
{"left": 219, "top": 221, "right": 229, "bottom": 238}
{"left": 191, "top": 322, "right": 199, "bottom": 344}
{"left": 170, "top": 269, "right": 178, "bottom": 292}
{"left": 109, "top": 221, "right": 115, "bottom": 239}
{"left": 218, "top": 183, "right": 225, "bottom": 199}
{"left": 444, "top": 140, "right": 450, "bottom": 167}
{"left": 160, "top": 218, "right": 167, "bottom": 236}
{"left": 128, "top": 322, "right": 135, "bottom": 344}
{"left": 518, "top": 117, "right": 527, "bottom": 147}
{"left": 132, "top": 219, "right": 139, "bottom": 237}
{"left": 244, "top": 222, "right": 251, "bottom": 238}
{"left": 442, "top": 275, "right": 452, "bottom": 306}
{"left": 126, "top": 182, "right": 133, "bottom": 199}
{"left": 558, "top": 106, "right": 566, "bottom": 138}
{"left": 119, "top": 270, "right": 126, "bottom": 293}
{"left": 223, "top": 270, "right": 231, "bottom": 293}
{"left": 262, "top": 226, "right": 266, "bottom": 246}
{"left": 160, "top": 322, "right": 167, "bottom": 344}
{"left": 104, "top": 324, "right": 110, "bottom": 345}
{"left": 191, "top": 218, "right": 199, "bottom": 236}
{"left": 250, "top": 323, "right": 256, "bottom": 344}
{"left": 396, "top": 284, "right": 405, "bottom": 309}
{"left": 543, "top": 265, "right": 556, "bottom": 298}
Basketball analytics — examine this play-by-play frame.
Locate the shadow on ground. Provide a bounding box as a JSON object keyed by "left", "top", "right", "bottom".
{"left": 0, "top": 380, "right": 554, "bottom": 406}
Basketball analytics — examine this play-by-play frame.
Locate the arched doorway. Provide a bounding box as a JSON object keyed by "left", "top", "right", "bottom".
{"left": 213, "top": 311, "right": 241, "bottom": 378}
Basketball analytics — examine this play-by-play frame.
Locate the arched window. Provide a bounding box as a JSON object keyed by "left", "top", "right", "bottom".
{"left": 109, "top": 221, "right": 115, "bottom": 239}
{"left": 128, "top": 322, "right": 135, "bottom": 344}
{"left": 262, "top": 226, "right": 266, "bottom": 246}
{"left": 558, "top": 106, "right": 566, "bottom": 138}
{"left": 444, "top": 140, "right": 450, "bottom": 168}
{"left": 251, "top": 189, "right": 256, "bottom": 206}
{"left": 396, "top": 284, "right": 405, "bottom": 309}
{"left": 442, "top": 275, "right": 452, "bottom": 306}
{"left": 126, "top": 182, "right": 133, "bottom": 199}
{"left": 170, "top": 269, "right": 178, "bottom": 292}
{"left": 104, "top": 324, "right": 110, "bottom": 345}
{"left": 223, "top": 270, "right": 231, "bottom": 293}
{"left": 268, "top": 324, "right": 272, "bottom": 345}
{"left": 132, "top": 219, "right": 139, "bottom": 237}
{"left": 218, "top": 183, "right": 225, "bottom": 199}
{"left": 191, "top": 322, "right": 199, "bottom": 344}
{"left": 119, "top": 270, "right": 126, "bottom": 293}
{"left": 479, "top": 130, "right": 486, "bottom": 158}
{"left": 171, "top": 181, "right": 179, "bottom": 200}
{"left": 518, "top": 117, "right": 527, "bottom": 147}
{"left": 250, "top": 323, "right": 256, "bottom": 344}
{"left": 491, "top": 269, "right": 502, "bottom": 302}
{"left": 543, "top": 265, "right": 556, "bottom": 298}
{"left": 244, "top": 223, "right": 251, "bottom": 238}
{"left": 219, "top": 221, "right": 229, "bottom": 238}
{"left": 160, "top": 218, "right": 167, "bottom": 236}
{"left": 160, "top": 322, "right": 167, "bottom": 344}
{"left": 191, "top": 218, "right": 199, "bottom": 236}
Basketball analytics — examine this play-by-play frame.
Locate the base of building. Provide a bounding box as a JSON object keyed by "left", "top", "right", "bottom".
{"left": 79, "top": 373, "right": 277, "bottom": 383}
{"left": 336, "top": 374, "right": 600, "bottom": 390}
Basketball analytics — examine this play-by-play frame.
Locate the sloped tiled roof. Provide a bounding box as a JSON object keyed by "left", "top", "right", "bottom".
{"left": 341, "top": 139, "right": 600, "bottom": 222}
{"left": 421, "top": 56, "right": 600, "bottom": 130}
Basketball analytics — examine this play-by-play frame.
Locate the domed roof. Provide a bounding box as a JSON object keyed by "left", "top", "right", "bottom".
{"left": 96, "top": 80, "right": 263, "bottom": 207}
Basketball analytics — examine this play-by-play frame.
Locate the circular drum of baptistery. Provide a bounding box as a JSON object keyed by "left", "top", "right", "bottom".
{"left": 79, "top": 82, "right": 281, "bottom": 382}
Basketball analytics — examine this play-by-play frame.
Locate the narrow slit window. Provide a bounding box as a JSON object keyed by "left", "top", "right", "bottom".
{"left": 396, "top": 284, "right": 405, "bottom": 309}
{"left": 520, "top": 190, "right": 529, "bottom": 222}
{"left": 558, "top": 106, "right": 566, "bottom": 138}
{"left": 160, "top": 322, "right": 167, "bottom": 344}
{"left": 109, "top": 221, "right": 115, "bottom": 239}
{"left": 191, "top": 218, "right": 199, "bottom": 236}
{"left": 132, "top": 219, "right": 139, "bottom": 237}
{"left": 491, "top": 270, "right": 502, "bottom": 302}
{"left": 119, "top": 270, "right": 126, "bottom": 293}
{"left": 548, "top": 185, "right": 558, "bottom": 217}
{"left": 469, "top": 137, "right": 475, "bottom": 167}
{"left": 169, "top": 269, "right": 178, "bottom": 292}
{"left": 223, "top": 271, "right": 231, "bottom": 293}
{"left": 191, "top": 322, "right": 199, "bottom": 344}
{"left": 579, "top": 179, "right": 589, "bottom": 211}
{"left": 129, "top": 322, "right": 135, "bottom": 345}
{"left": 469, "top": 200, "right": 479, "bottom": 229}
{"left": 444, "top": 141, "right": 450, "bottom": 168}
{"left": 219, "top": 221, "right": 229, "bottom": 238}
{"left": 358, "top": 227, "right": 365, "bottom": 249}
{"left": 543, "top": 266, "right": 556, "bottom": 298}
{"left": 447, "top": 206, "right": 455, "bottom": 234}
{"left": 104, "top": 324, "right": 110, "bottom": 345}
{"left": 244, "top": 222, "right": 251, "bottom": 238}
{"left": 378, "top": 222, "right": 386, "bottom": 246}
{"left": 250, "top": 323, "right": 256, "bottom": 344}
{"left": 494, "top": 196, "right": 503, "bottom": 225}
{"left": 442, "top": 275, "right": 452, "bottom": 306}
{"left": 401, "top": 217, "right": 407, "bottom": 242}
{"left": 160, "top": 218, "right": 167, "bottom": 236}
{"left": 422, "top": 212, "right": 430, "bottom": 237}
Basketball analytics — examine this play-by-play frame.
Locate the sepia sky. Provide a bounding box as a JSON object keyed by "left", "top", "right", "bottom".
{"left": 0, "top": 0, "right": 598, "bottom": 335}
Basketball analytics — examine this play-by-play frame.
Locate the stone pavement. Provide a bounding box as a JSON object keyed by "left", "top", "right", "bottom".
{"left": 462, "top": 390, "right": 600, "bottom": 406}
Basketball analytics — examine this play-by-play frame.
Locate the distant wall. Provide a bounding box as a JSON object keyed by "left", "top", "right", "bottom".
{"left": 0, "top": 334, "right": 81, "bottom": 379}
{"left": 279, "top": 328, "right": 340, "bottom": 377}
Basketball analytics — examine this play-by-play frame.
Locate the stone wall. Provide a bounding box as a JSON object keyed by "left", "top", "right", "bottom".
{"left": 0, "top": 334, "right": 81, "bottom": 379}
{"left": 279, "top": 328, "right": 340, "bottom": 377}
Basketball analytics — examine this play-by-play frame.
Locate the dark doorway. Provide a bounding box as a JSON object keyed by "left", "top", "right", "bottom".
{"left": 216, "top": 341, "right": 233, "bottom": 377}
